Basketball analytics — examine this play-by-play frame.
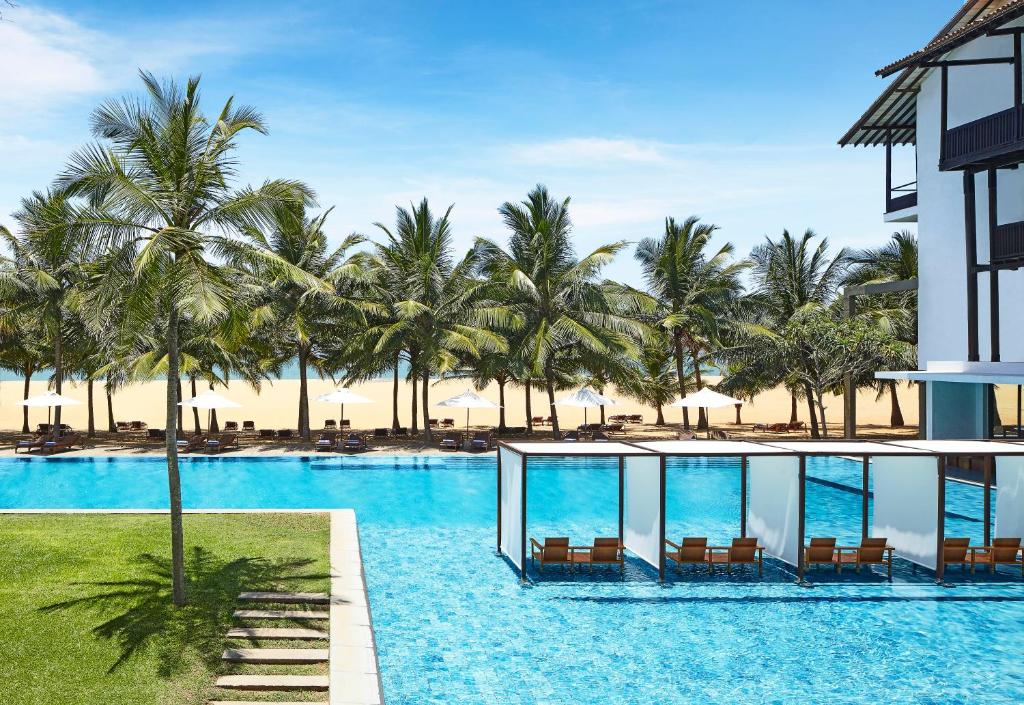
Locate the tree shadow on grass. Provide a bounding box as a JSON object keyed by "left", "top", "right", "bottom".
{"left": 40, "top": 546, "right": 328, "bottom": 676}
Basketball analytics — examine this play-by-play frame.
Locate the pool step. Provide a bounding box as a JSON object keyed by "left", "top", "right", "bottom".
{"left": 238, "top": 591, "right": 329, "bottom": 604}
{"left": 233, "top": 609, "right": 329, "bottom": 620}
{"left": 215, "top": 674, "right": 329, "bottom": 691}
{"left": 222, "top": 647, "right": 328, "bottom": 664}
{"left": 226, "top": 627, "right": 328, "bottom": 640}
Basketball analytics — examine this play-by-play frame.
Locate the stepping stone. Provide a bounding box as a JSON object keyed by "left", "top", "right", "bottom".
{"left": 222, "top": 647, "right": 328, "bottom": 664}
{"left": 233, "top": 609, "right": 329, "bottom": 620}
{"left": 239, "top": 591, "right": 329, "bottom": 604}
{"left": 226, "top": 627, "right": 328, "bottom": 640}
{"left": 215, "top": 674, "right": 329, "bottom": 691}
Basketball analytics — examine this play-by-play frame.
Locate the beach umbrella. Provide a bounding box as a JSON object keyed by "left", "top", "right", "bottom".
{"left": 672, "top": 387, "right": 743, "bottom": 437}
{"left": 556, "top": 387, "right": 617, "bottom": 427}
{"left": 316, "top": 388, "right": 372, "bottom": 429}
{"left": 19, "top": 391, "right": 82, "bottom": 429}
{"left": 179, "top": 390, "right": 241, "bottom": 432}
{"left": 436, "top": 389, "right": 501, "bottom": 435}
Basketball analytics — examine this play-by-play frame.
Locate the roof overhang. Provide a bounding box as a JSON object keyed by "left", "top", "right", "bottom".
{"left": 877, "top": 360, "right": 1024, "bottom": 385}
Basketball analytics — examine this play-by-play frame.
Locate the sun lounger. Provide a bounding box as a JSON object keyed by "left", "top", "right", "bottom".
{"left": 530, "top": 537, "right": 571, "bottom": 572}
{"left": 373, "top": 428, "right": 390, "bottom": 438}
{"left": 470, "top": 431, "right": 493, "bottom": 451}
{"left": 176, "top": 434, "right": 206, "bottom": 453}
{"left": 428, "top": 418, "right": 439, "bottom": 428}
{"left": 531, "top": 416, "right": 545, "bottom": 426}
{"left": 709, "top": 538, "right": 764, "bottom": 576}
{"left": 223, "top": 421, "right": 239, "bottom": 432}
{"left": 752, "top": 423, "right": 767, "bottom": 432}
{"left": 561, "top": 430, "right": 580, "bottom": 442}
{"left": 340, "top": 433, "right": 367, "bottom": 452}
{"left": 440, "top": 418, "right": 455, "bottom": 428}
{"left": 15, "top": 434, "right": 50, "bottom": 453}
{"left": 324, "top": 419, "right": 337, "bottom": 430}
{"left": 711, "top": 429, "right": 730, "bottom": 440}
{"left": 206, "top": 433, "right": 238, "bottom": 453}
{"left": 394, "top": 427, "right": 409, "bottom": 437}
{"left": 439, "top": 432, "right": 463, "bottom": 451}
{"left": 836, "top": 537, "right": 894, "bottom": 580}
{"left": 147, "top": 428, "right": 166, "bottom": 440}
{"left": 665, "top": 537, "right": 709, "bottom": 572}
{"left": 678, "top": 429, "right": 696, "bottom": 440}
{"left": 964, "top": 537, "right": 1024, "bottom": 575}
{"left": 572, "top": 538, "right": 624, "bottom": 573}
{"left": 316, "top": 431, "right": 338, "bottom": 451}
{"left": 943, "top": 537, "right": 971, "bottom": 572}
{"left": 788, "top": 421, "right": 806, "bottom": 433}
{"left": 130, "top": 421, "right": 147, "bottom": 430}
{"left": 36, "top": 423, "right": 51, "bottom": 435}
{"left": 627, "top": 414, "right": 643, "bottom": 423}
{"left": 43, "top": 433, "right": 85, "bottom": 454}
{"left": 601, "top": 423, "right": 625, "bottom": 436}
{"left": 544, "top": 416, "right": 555, "bottom": 426}
{"left": 767, "top": 422, "right": 789, "bottom": 432}
{"left": 341, "top": 420, "right": 350, "bottom": 429}
{"left": 116, "top": 421, "right": 131, "bottom": 431}
{"left": 804, "top": 537, "right": 840, "bottom": 573}
{"left": 578, "top": 423, "right": 603, "bottom": 432}
{"left": 242, "top": 421, "right": 255, "bottom": 432}
{"left": 259, "top": 429, "right": 275, "bottom": 439}
{"left": 277, "top": 429, "right": 293, "bottom": 439}
{"left": 592, "top": 431, "right": 610, "bottom": 442}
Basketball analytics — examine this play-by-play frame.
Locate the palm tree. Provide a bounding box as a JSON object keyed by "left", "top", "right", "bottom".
{"left": 617, "top": 336, "right": 682, "bottom": 425}
{"left": 477, "top": 185, "right": 646, "bottom": 438}
{"left": 635, "top": 216, "right": 746, "bottom": 430}
{"left": 62, "top": 72, "right": 316, "bottom": 606}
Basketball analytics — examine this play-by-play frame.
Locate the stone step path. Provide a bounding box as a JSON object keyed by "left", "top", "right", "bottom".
{"left": 233, "top": 608, "right": 329, "bottom": 620}
{"left": 239, "top": 591, "right": 330, "bottom": 604}
{"left": 222, "top": 647, "right": 329, "bottom": 664}
{"left": 226, "top": 626, "right": 329, "bottom": 640}
{"left": 215, "top": 674, "right": 330, "bottom": 691}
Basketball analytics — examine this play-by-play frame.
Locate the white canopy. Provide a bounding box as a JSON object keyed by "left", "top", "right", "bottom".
{"left": 437, "top": 389, "right": 501, "bottom": 409}
{"left": 672, "top": 387, "right": 743, "bottom": 408}
{"left": 178, "top": 390, "right": 241, "bottom": 409}
{"left": 557, "top": 387, "right": 617, "bottom": 407}
{"left": 19, "top": 391, "right": 82, "bottom": 407}
{"left": 316, "top": 388, "right": 372, "bottom": 405}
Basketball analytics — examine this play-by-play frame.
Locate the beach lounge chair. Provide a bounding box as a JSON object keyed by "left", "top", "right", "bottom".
{"left": 394, "top": 427, "right": 409, "bottom": 437}
{"left": 340, "top": 433, "right": 367, "bottom": 452}
{"left": 43, "top": 433, "right": 85, "bottom": 454}
{"left": 711, "top": 429, "right": 730, "bottom": 440}
{"left": 943, "top": 537, "right": 971, "bottom": 572}
{"left": 578, "top": 423, "right": 603, "bottom": 433}
{"left": 15, "top": 434, "right": 50, "bottom": 453}
{"left": 788, "top": 421, "right": 806, "bottom": 433}
{"left": 601, "top": 423, "right": 625, "bottom": 436}
{"left": 341, "top": 420, "right": 350, "bottom": 430}
{"left": 315, "top": 431, "right": 338, "bottom": 451}
{"left": 373, "top": 428, "right": 390, "bottom": 439}
{"left": 324, "top": 419, "right": 337, "bottom": 430}
{"left": 130, "top": 421, "right": 147, "bottom": 430}
{"left": 147, "top": 428, "right": 166, "bottom": 440}
{"left": 592, "top": 431, "right": 610, "bottom": 442}
{"left": 439, "top": 432, "right": 463, "bottom": 451}
{"left": 965, "top": 537, "right": 1024, "bottom": 575}
{"left": 531, "top": 416, "right": 545, "bottom": 426}
{"left": 530, "top": 537, "right": 572, "bottom": 572}
{"left": 573, "top": 538, "right": 624, "bottom": 573}
{"left": 176, "top": 434, "right": 206, "bottom": 453}
{"left": 242, "top": 421, "right": 255, "bottom": 432}
{"left": 804, "top": 537, "right": 840, "bottom": 573}
{"left": 752, "top": 423, "right": 767, "bottom": 432}
{"left": 709, "top": 538, "right": 764, "bottom": 576}
{"left": 277, "top": 429, "right": 293, "bottom": 439}
{"left": 440, "top": 418, "right": 455, "bottom": 428}
{"left": 223, "top": 421, "right": 239, "bottom": 432}
{"left": 470, "top": 431, "right": 493, "bottom": 451}
{"left": 206, "top": 433, "right": 238, "bottom": 453}
{"left": 429, "top": 418, "right": 439, "bottom": 428}
{"left": 116, "top": 421, "right": 131, "bottom": 431}
{"left": 665, "top": 537, "right": 709, "bottom": 572}
{"left": 561, "top": 430, "right": 580, "bottom": 442}
{"left": 837, "top": 537, "right": 894, "bottom": 580}
{"left": 544, "top": 416, "right": 555, "bottom": 426}
{"left": 678, "top": 429, "right": 696, "bottom": 440}
{"left": 258, "top": 429, "right": 275, "bottom": 439}
{"left": 768, "top": 422, "right": 789, "bottom": 432}
{"left": 628, "top": 414, "right": 643, "bottom": 423}
{"left": 36, "top": 423, "right": 51, "bottom": 435}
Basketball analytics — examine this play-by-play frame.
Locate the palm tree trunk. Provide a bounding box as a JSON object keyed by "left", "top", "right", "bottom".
{"left": 391, "top": 353, "right": 401, "bottom": 431}
{"left": 190, "top": 376, "right": 201, "bottom": 434}
{"left": 655, "top": 403, "right": 665, "bottom": 425}
{"left": 790, "top": 394, "right": 798, "bottom": 425}
{"left": 889, "top": 381, "right": 905, "bottom": 427}
{"left": 177, "top": 379, "right": 184, "bottom": 433}
{"left": 165, "top": 305, "right": 187, "bottom": 607}
{"left": 498, "top": 378, "right": 507, "bottom": 431}
{"left": 673, "top": 330, "right": 690, "bottom": 429}
{"left": 525, "top": 380, "right": 533, "bottom": 433}
{"left": 106, "top": 383, "right": 116, "bottom": 433}
{"left": 804, "top": 383, "right": 820, "bottom": 439}
{"left": 87, "top": 379, "right": 95, "bottom": 437}
{"left": 545, "top": 365, "right": 560, "bottom": 439}
{"left": 735, "top": 403, "right": 742, "bottom": 425}
{"left": 21, "top": 366, "right": 32, "bottom": 434}
{"left": 816, "top": 392, "right": 829, "bottom": 439}
{"left": 53, "top": 314, "right": 63, "bottom": 428}
{"left": 421, "top": 368, "right": 431, "bottom": 443}
{"left": 690, "top": 345, "right": 707, "bottom": 430}
{"left": 599, "top": 404, "right": 606, "bottom": 425}
{"left": 297, "top": 346, "right": 310, "bottom": 441}
{"left": 209, "top": 382, "right": 219, "bottom": 433}
{"left": 409, "top": 350, "right": 418, "bottom": 434}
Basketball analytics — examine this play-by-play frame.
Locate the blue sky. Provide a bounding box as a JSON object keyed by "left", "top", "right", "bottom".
{"left": 0, "top": 1, "right": 955, "bottom": 283}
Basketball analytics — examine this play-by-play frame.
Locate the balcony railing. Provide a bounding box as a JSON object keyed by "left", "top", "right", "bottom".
{"left": 885, "top": 181, "right": 917, "bottom": 213}
{"left": 942, "top": 106, "right": 1024, "bottom": 170}
{"left": 993, "top": 220, "right": 1024, "bottom": 265}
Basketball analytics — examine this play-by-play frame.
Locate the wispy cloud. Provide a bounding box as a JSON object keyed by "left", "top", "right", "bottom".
{"left": 507, "top": 137, "right": 671, "bottom": 165}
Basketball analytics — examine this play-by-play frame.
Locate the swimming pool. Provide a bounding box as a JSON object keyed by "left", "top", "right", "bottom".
{"left": 2, "top": 454, "right": 1022, "bottom": 704}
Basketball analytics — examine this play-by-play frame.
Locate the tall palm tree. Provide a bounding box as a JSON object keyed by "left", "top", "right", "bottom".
{"left": 635, "top": 216, "right": 746, "bottom": 429}
{"left": 63, "top": 72, "right": 316, "bottom": 606}
{"left": 617, "top": 336, "right": 682, "bottom": 426}
{"left": 477, "top": 185, "right": 646, "bottom": 438}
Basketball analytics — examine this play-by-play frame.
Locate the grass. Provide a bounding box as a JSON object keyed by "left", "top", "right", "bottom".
{"left": 0, "top": 513, "right": 330, "bottom": 705}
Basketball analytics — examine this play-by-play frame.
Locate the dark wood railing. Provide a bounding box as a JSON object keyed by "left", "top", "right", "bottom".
{"left": 942, "top": 106, "right": 1024, "bottom": 169}
{"left": 993, "top": 220, "right": 1024, "bottom": 264}
{"left": 885, "top": 181, "right": 917, "bottom": 213}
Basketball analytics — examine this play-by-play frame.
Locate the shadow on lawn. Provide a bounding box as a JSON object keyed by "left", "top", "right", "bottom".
{"left": 40, "top": 547, "right": 327, "bottom": 675}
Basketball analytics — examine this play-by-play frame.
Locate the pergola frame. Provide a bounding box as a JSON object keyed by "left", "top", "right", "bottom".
{"left": 497, "top": 439, "right": 1024, "bottom": 583}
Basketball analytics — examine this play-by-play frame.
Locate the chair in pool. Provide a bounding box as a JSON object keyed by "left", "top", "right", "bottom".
{"left": 315, "top": 431, "right": 338, "bottom": 451}
{"left": 709, "top": 538, "right": 763, "bottom": 576}
{"left": 530, "top": 537, "right": 572, "bottom": 572}
{"left": 340, "top": 433, "right": 367, "bottom": 452}
{"left": 206, "top": 433, "right": 238, "bottom": 453}
{"left": 837, "top": 537, "right": 894, "bottom": 580}
{"left": 965, "top": 537, "right": 1024, "bottom": 575}
{"left": 573, "top": 538, "right": 624, "bottom": 574}
{"left": 664, "top": 537, "right": 709, "bottom": 572}
{"left": 561, "top": 430, "right": 580, "bottom": 442}
{"left": 804, "top": 537, "right": 840, "bottom": 573}
{"left": 943, "top": 537, "right": 971, "bottom": 572}
{"left": 439, "top": 432, "right": 463, "bottom": 451}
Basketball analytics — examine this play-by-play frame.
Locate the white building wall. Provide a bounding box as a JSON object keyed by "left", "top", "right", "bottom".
{"left": 916, "top": 21, "right": 1024, "bottom": 366}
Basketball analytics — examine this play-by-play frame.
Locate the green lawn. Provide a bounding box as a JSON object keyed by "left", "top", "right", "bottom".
{"left": 0, "top": 513, "right": 330, "bottom": 705}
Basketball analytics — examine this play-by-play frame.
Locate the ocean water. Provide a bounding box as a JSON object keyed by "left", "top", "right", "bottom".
{"left": 1, "top": 454, "right": 1021, "bottom": 704}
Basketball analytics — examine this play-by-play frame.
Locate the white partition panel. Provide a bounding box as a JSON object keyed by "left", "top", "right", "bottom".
{"left": 747, "top": 456, "right": 800, "bottom": 566}
{"left": 996, "top": 456, "right": 1024, "bottom": 540}
{"left": 499, "top": 447, "right": 524, "bottom": 570}
{"left": 873, "top": 456, "right": 938, "bottom": 569}
{"left": 623, "top": 455, "right": 662, "bottom": 569}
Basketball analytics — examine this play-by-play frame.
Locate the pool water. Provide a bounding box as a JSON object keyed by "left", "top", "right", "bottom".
{"left": 2, "top": 454, "right": 1023, "bottom": 704}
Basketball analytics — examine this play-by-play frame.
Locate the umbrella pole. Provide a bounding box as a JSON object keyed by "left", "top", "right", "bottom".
{"left": 341, "top": 403, "right": 345, "bottom": 430}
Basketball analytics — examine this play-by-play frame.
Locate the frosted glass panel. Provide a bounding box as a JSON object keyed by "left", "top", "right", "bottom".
{"left": 747, "top": 456, "right": 800, "bottom": 566}
{"left": 623, "top": 456, "right": 662, "bottom": 569}
{"left": 499, "top": 447, "right": 523, "bottom": 570}
{"left": 996, "top": 457, "right": 1024, "bottom": 540}
{"left": 873, "top": 456, "right": 937, "bottom": 569}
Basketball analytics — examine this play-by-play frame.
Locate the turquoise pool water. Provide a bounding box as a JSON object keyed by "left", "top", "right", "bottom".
{"left": 2, "top": 454, "right": 1022, "bottom": 704}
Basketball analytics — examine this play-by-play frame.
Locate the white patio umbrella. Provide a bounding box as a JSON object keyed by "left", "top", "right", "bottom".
{"left": 178, "top": 390, "right": 241, "bottom": 432}
{"left": 316, "top": 388, "right": 372, "bottom": 429}
{"left": 556, "top": 387, "right": 617, "bottom": 428}
{"left": 672, "top": 387, "right": 744, "bottom": 437}
{"left": 19, "top": 391, "right": 82, "bottom": 429}
{"left": 436, "top": 389, "right": 501, "bottom": 435}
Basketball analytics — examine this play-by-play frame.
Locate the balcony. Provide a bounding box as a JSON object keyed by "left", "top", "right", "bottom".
{"left": 941, "top": 106, "right": 1024, "bottom": 171}
{"left": 885, "top": 180, "right": 917, "bottom": 222}
{"left": 993, "top": 220, "right": 1024, "bottom": 267}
